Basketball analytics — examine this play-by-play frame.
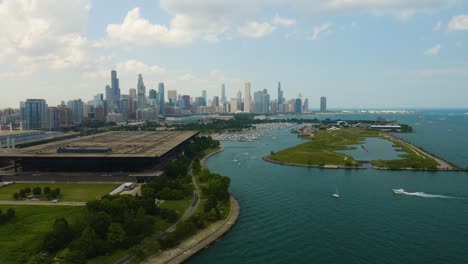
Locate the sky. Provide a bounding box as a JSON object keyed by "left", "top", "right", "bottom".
{"left": 1, "top": 0, "right": 468, "bottom": 109}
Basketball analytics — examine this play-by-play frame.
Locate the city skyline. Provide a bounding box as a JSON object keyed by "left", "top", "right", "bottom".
{"left": 1, "top": 1, "right": 468, "bottom": 109}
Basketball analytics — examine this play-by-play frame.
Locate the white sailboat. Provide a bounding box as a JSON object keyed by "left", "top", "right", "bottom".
{"left": 332, "top": 188, "right": 340, "bottom": 198}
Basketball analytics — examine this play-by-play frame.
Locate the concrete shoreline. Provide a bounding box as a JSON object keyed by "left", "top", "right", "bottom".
{"left": 141, "top": 146, "right": 240, "bottom": 264}
{"left": 143, "top": 195, "right": 239, "bottom": 264}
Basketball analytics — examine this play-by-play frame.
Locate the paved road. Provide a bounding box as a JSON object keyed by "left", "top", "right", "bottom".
{"left": 0, "top": 200, "right": 86, "bottom": 206}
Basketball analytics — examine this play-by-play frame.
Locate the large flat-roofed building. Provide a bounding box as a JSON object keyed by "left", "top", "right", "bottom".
{"left": 0, "top": 131, "right": 199, "bottom": 172}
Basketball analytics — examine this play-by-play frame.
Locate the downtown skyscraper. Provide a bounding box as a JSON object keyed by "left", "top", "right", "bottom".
{"left": 221, "top": 84, "right": 226, "bottom": 103}
{"left": 137, "top": 74, "right": 146, "bottom": 110}
{"left": 158, "top": 82, "right": 165, "bottom": 114}
{"left": 244, "top": 82, "right": 251, "bottom": 113}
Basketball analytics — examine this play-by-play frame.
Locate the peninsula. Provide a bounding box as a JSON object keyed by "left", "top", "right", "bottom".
{"left": 265, "top": 127, "right": 459, "bottom": 171}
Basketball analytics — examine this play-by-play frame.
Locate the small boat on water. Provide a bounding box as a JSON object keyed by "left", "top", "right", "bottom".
{"left": 332, "top": 188, "right": 340, "bottom": 198}
{"left": 392, "top": 188, "right": 405, "bottom": 194}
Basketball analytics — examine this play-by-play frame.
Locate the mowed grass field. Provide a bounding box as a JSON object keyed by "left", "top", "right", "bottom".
{"left": 0, "top": 205, "right": 83, "bottom": 264}
{"left": 269, "top": 128, "right": 379, "bottom": 167}
{"left": 0, "top": 183, "right": 119, "bottom": 201}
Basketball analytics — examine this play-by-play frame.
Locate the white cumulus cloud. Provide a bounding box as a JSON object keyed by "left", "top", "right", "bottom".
{"left": 237, "top": 21, "right": 276, "bottom": 38}
{"left": 448, "top": 15, "right": 468, "bottom": 31}
{"left": 273, "top": 15, "right": 296, "bottom": 26}
{"left": 424, "top": 44, "right": 442, "bottom": 56}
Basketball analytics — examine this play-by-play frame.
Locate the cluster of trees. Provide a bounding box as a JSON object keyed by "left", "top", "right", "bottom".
{"left": 160, "top": 168, "right": 231, "bottom": 248}
{"left": 12, "top": 186, "right": 60, "bottom": 200}
{"left": 0, "top": 208, "right": 15, "bottom": 225}
{"left": 32, "top": 194, "right": 178, "bottom": 263}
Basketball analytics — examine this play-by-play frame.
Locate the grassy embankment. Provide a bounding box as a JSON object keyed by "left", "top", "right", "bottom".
{"left": 371, "top": 139, "right": 440, "bottom": 170}
{"left": 194, "top": 147, "right": 231, "bottom": 220}
{"left": 0, "top": 205, "right": 83, "bottom": 264}
{"left": 268, "top": 128, "right": 377, "bottom": 167}
{"left": 268, "top": 128, "right": 443, "bottom": 170}
{"left": 0, "top": 183, "right": 119, "bottom": 201}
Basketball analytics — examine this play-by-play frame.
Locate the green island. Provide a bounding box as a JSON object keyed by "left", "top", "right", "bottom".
{"left": 266, "top": 128, "right": 458, "bottom": 171}
{"left": 0, "top": 136, "right": 232, "bottom": 264}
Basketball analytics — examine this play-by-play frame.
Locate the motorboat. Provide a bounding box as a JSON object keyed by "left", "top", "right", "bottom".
{"left": 392, "top": 188, "right": 405, "bottom": 194}
{"left": 332, "top": 188, "right": 340, "bottom": 198}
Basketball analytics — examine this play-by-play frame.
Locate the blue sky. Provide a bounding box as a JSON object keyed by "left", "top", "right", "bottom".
{"left": 1, "top": 0, "right": 468, "bottom": 109}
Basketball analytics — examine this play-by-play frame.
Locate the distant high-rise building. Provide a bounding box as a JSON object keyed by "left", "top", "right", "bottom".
{"left": 158, "top": 83, "right": 165, "bottom": 114}
{"left": 128, "top": 88, "right": 137, "bottom": 119}
{"left": 253, "top": 91, "right": 263, "bottom": 113}
{"left": 320, "top": 96, "right": 327, "bottom": 112}
{"left": 303, "top": 98, "right": 309, "bottom": 113}
{"left": 110, "top": 70, "right": 120, "bottom": 111}
{"left": 213, "top": 96, "right": 219, "bottom": 107}
{"left": 119, "top": 96, "right": 128, "bottom": 121}
{"left": 93, "top": 105, "right": 105, "bottom": 121}
{"left": 244, "top": 82, "right": 251, "bottom": 113}
{"left": 277, "top": 81, "right": 283, "bottom": 105}
{"left": 105, "top": 85, "right": 112, "bottom": 103}
{"left": 46, "top": 106, "right": 60, "bottom": 130}
{"left": 168, "top": 89, "right": 177, "bottom": 103}
{"left": 230, "top": 98, "right": 238, "bottom": 113}
{"left": 20, "top": 99, "right": 48, "bottom": 130}
{"left": 137, "top": 74, "right": 146, "bottom": 110}
{"left": 149, "top": 89, "right": 158, "bottom": 106}
{"left": 67, "top": 99, "right": 84, "bottom": 124}
{"left": 182, "top": 95, "right": 191, "bottom": 109}
{"left": 93, "top": 94, "right": 104, "bottom": 108}
{"left": 294, "top": 98, "right": 302, "bottom": 113}
{"left": 57, "top": 105, "right": 74, "bottom": 128}
{"left": 262, "top": 89, "right": 270, "bottom": 113}
{"left": 236, "top": 90, "right": 242, "bottom": 111}
{"left": 221, "top": 84, "right": 226, "bottom": 103}
{"left": 202, "top": 90, "right": 207, "bottom": 103}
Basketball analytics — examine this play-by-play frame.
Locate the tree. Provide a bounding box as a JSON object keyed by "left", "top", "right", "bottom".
{"left": 72, "top": 226, "right": 100, "bottom": 258}
{"left": 107, "top": 223, "right": 126, "bottom": 247}
{"left": 12, "top": 193, "right": 19, "bottom": 200}
{"left": 44, "top": 186, "right": 51, "bottom": 195}
{"left": 42, "top": 217, "right": 73, "bottom": 252}
{"left": 90, "top": 212, "right": 112, "bottom": 239}
{"left": 32, "top": 187, "right": 41, "bottom": 195}
{"left": 6, "top": 208, "right": 15, "bottom": 219}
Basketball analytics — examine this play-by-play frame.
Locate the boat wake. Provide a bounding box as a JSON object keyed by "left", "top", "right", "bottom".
{"left": 393, "top": 189, "right": 456, "bottom": 199}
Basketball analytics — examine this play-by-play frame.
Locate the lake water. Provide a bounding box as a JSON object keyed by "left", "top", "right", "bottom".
{"left": 188, "top": 110, "right": 468, "bottom": 264}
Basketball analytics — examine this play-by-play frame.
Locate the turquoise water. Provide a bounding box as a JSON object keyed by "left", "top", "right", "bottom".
{"left": 188, "top": 110, "right": 468, "bottom": 264}
{"left": 337, "top": 137, "right": 404, "bottom": 161}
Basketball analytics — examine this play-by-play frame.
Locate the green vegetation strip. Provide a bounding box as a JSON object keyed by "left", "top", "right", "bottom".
{"left": 371, "top": 139, "right": 439, "bottom": 170}
{"left": 0, "top": 205, "right": 83, "bottom": 264}
{"left": 0, "top": 183, "right": 118, "bottom": 202}
{"left": 269, "top": 128, "right": 377, "bottom": 167}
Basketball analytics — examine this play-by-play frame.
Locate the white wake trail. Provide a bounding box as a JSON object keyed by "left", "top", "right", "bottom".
{"left": 394, "top": 189, "right": 456, "bottom": 199}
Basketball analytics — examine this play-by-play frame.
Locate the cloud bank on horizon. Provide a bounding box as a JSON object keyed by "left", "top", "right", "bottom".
{"left": 1, "top": 0, "right": 468, "bottom": 108}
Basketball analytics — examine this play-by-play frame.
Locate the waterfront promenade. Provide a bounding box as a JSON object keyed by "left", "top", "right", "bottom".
{"left": 142, "top": 195, "right": 239, "bottom": 264}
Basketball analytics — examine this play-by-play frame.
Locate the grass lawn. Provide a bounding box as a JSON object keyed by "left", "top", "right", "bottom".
{"left": 0, "top": 205, "right": 83, "bottom": 264}
{"left": 269, "top": 128, "right": 378, "bottom": 167}
{"left": 159, "top": 198, "right": 193, "bottom": 217}
{"left": 0, "top": 183, "right": 118, "bottom": 201}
